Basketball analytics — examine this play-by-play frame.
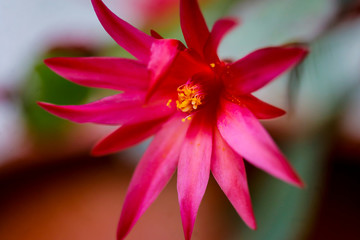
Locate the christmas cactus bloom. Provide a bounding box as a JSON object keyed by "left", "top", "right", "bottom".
{"left": 39, "top": 0, "right": 308, "bottom": 239}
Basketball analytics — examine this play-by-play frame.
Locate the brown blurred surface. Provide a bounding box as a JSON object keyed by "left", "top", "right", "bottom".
{"left": 308, "top": 138, "right": 360, "bottom": 240}
{"left": 0, "top": 154, "right": 231, "bottom": 240}
{"left": 0, "top": 137, "right": 359, "bottom": 240}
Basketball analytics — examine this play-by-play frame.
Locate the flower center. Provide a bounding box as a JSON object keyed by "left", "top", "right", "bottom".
{"left": 176, "top": 81, "right": 205, "bottom": 113}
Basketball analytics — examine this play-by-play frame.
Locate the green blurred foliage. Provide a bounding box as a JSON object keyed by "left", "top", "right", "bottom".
{"left": 21, "top": 46, "right": 96, "bottom": 140}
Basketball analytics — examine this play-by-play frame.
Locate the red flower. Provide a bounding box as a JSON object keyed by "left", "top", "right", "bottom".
{"left": 39, "top": 0, "right": 308, "bottom": 239}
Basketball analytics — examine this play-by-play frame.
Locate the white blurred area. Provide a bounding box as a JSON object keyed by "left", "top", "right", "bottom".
{"left": 0, "top": 0, "right": 144, "bottom": 89}
{"left": 0, "top": 0, "right": 143, "bottom": 166}
{"left": 0, "top": 100, "right": 24, "bottom": 164}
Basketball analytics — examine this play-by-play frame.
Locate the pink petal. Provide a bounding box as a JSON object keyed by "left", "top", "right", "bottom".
{"left": 150, "top": 29, "right": 163, "bottom": 39}
{"left": 166, "top": 49, "right": 211, "bottom": 82}
{"left": 38, "top": 92, "right": 174, "bottom": 125}
{"left": 204, "top": 18, "right": 238, "bottom": 63}
{"left": 233, "top": 94, "right": 286, "bottom": 119}
{"left": 217, "top": 98, "right": 303, "bottom": 187}
{"left": 180, "top": 0, "right": 210, "bottom": 56}
{"left": 227, "top": 47, "right": 308, "bottom": 94}
{"left": 211, "top": 128, "right": 256, "bottom": 229}
{"left": 117, "top": 115, "right": 190, "bottom": 240}
{"left": 177, "top": 112, "right": 213, "bottom": 240}
{"left": 91, "top": 117, "right": 169, "bottom": 156}
{"left": 147, "top": 44, "right": 211, "bottom": 101}
{"left": 91, "top": 0, "right": 155, "bottom": 63}
{"left": 45, "top": 57, "right": 149, "bottom": 91}
{"left": 146, "top": 39, "right": 184, "bottom": 100}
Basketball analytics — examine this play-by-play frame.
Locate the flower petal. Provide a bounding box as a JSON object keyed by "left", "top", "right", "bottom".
{"left": 38, "top": 92, "right": 174, "bottom": 125}
{"left": 117, "top": 115, "right": 190, "bottom": 240}
{"left": 227, "top": 47, "right": 308, "bottom": 94}
{"left": 166, "top": 49, "right": 211, "bottom": 83}
{"left": 150, "top": 29, "right": 163, "bottom": 39}
{"left": 91, "top": 117, "right": 169, "bottom": 156}
{"left": 211, "top": 128, "right": 256, "bottom": 229}
{"left": 146, "top": 39, "right": 184, "bottom": 100}
{"left": 180, "top": 0, "right": 210, "bottom": 56}
{"left": 204, "top": 18, "right": 238, "bottom": 63}
{"left": 217, "top": 98, "right": 303, "bottom": 187}
{"left": 232, "top": 94, "right": 286, "bottom": 119}
{"left": 91, "top": 0, "right": 155, "bottom": 62}
{"left": 45, "top": 57, "right": 149, "bottom": 91}
{"left": 177, "top": 112, "right": 213, "bottom": 240}
{"left": 146, "top": 41, "right": 211, "bottom": 101}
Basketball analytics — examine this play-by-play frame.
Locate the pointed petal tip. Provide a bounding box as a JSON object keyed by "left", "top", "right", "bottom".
{"left": 181, "top": 218, "right": 195, "bottom": 240}
{"left": 252, "top": 224, "right": 257, "bottom": 231}
{"left": 43, "top": 57, "right": 70, "bottom": 75}
{"left": 240, "top": 208, "right": 257, "bottom": 230}
{"left": 37, "top": 101, "right": 72, "bottom": 120}
{"left": 117, "top": 229, "right": 128, "bottom": 240}
{"left": 180, "top": 0, "right": 210, "bottom": 55}
{"left": 116, "top": 227, "right": 127, "bottom": 240}
{"left": 302, "top": 47, "right": 310, "bottom": 54}
{"left": 91, "top": 0, "right": 154, "bottom": 62}
{"left": 37, "top": 101, "right": 52, "bottom": 110}
{"left": 37, "top": 101, "right": 63, "bottom": 113}
{"left": 286, "top": 46, "right": 309, "bottom": 62}
{"left": 150, "top": 29, "right": 163, "bottom": 39}
{"left": 43, "top": 57, "right": 58, "bottom": 69}
{"left": 279, "top": 109, "right": 287, "bottom": 116}
{"left": 228, "top": 45, "right": 310, "bottom": 95}
{"left": 183, "top": 227, "right": 192, "bottom": 240}
{"left": 218, "top": 100, "right": 306, "bottom": 189}
{"left": 296, "top": 47, "right": 309, "bottom": 59}
{"left": 248, "top": 219, "right": 257, "bottom": 230}
{"left": 278, "top": 167, "right": 305, "bottom": 189}
{"left": 90, "top": 139, "right": 111, "bottom": 157}
{"left": 242, "top": 209, "right": 257, "bottom": 230}
{"left": 287, "top": 173, "right": 305, "bottom": 189}
{"left": 220, "top": 16, "right": 240, "bottom": 27}
{"left": 240, "top": 209, "right": 257, "bottom": 230}
{"left": 44, "top": 57, "right": 69, "bottom": 66}
{"left": 295, "top": 177, "right": 306, "bottom": 189}
{"left": 43, "top": 58, "right": 51, "bottom": 65}
{"left": 91, "top": 136, "right": 112, "bottom": 157}
{"left": 90, "top": 146, "right": 106, "bottom": 157}
{"left": 268, "top": 108, "right": 286, "bottom": 119}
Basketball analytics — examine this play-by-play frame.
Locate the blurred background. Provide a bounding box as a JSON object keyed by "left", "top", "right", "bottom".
{"left": 0, "top": 0, "right": 359, "bottom": 239}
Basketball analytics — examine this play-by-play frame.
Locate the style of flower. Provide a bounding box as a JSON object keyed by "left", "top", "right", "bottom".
{"left": 39, "top": 0, "right": 308, "bottom": 239}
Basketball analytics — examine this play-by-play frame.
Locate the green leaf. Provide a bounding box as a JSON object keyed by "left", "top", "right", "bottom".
{"left": 21, "top": 47, "right": 94, "bottom": 140}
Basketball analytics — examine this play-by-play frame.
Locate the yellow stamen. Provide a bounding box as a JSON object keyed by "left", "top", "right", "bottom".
{"left": 176, "top": 82, "right": 204, "bottom": 113}
{"left": 166, "top": 99, "right": 172, "bottom": 108}
{"left": 210, "top": 63, "right": 216, "bottom": 68}
{"left": 181, "top": 115, "right": 192, "bottom": 122}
